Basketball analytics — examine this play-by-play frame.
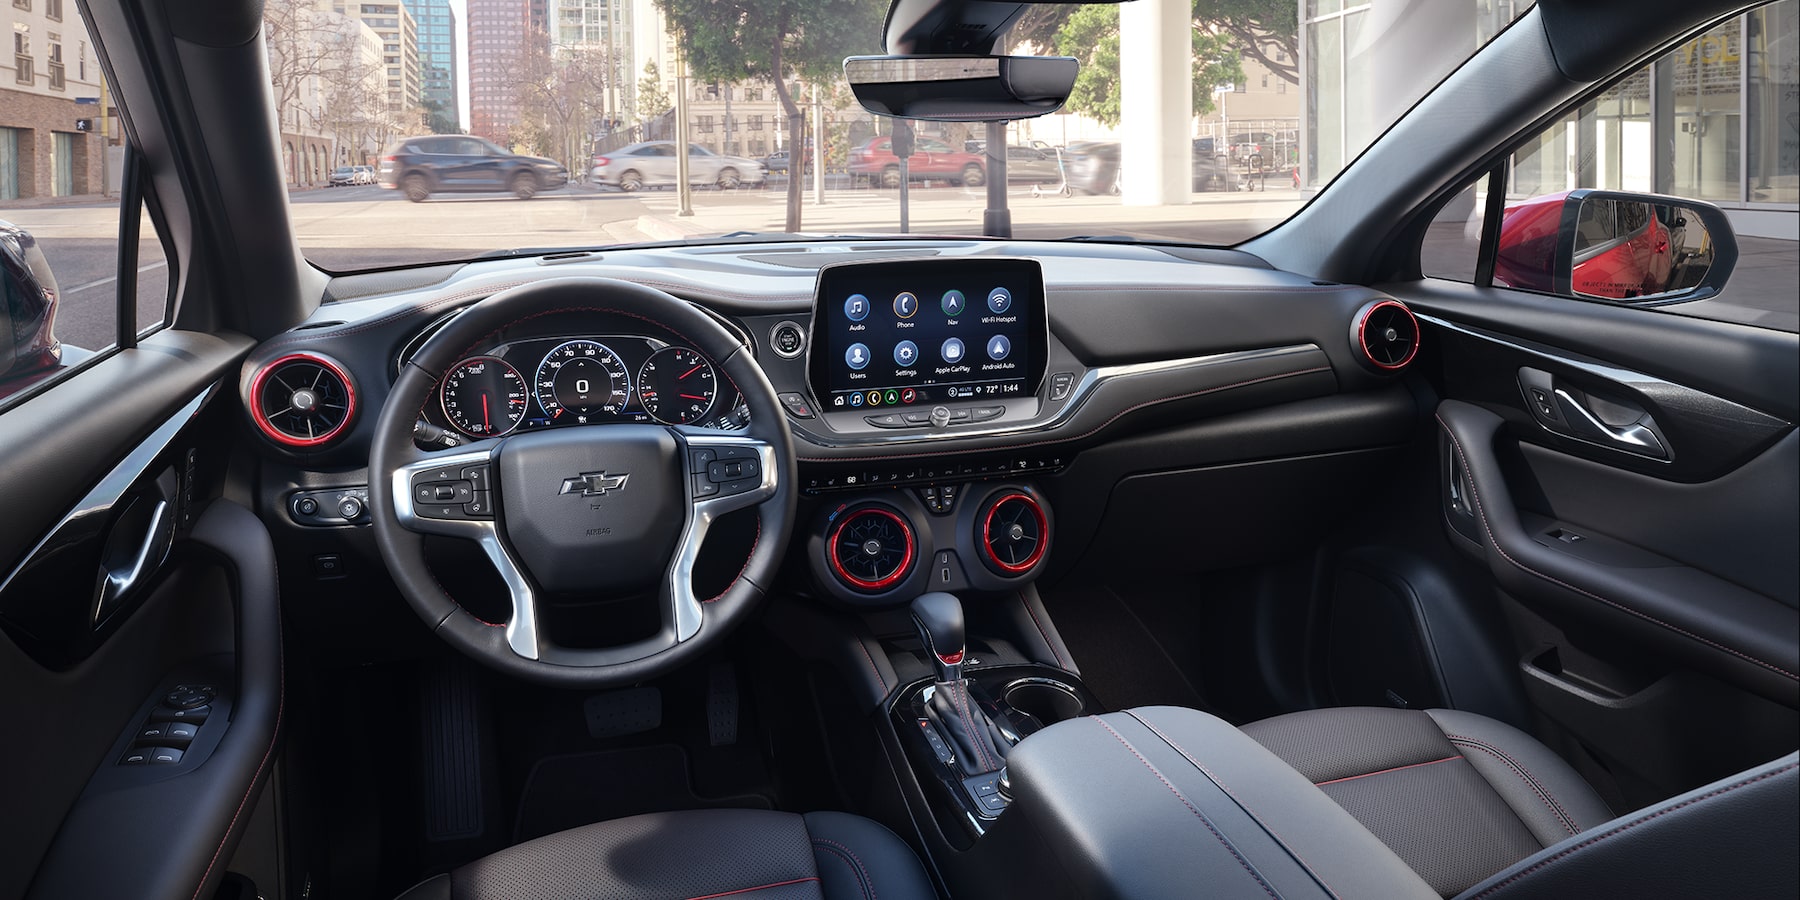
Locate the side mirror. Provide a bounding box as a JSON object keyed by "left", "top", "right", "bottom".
{"left": 0, "top": 220, "right": 63, "bottom": 382}
{"left": 1494, "top": 190, "right": 1738, "bottom": 304}
{"left": 844, "top": 54, "right": 1078, "bottom": 122}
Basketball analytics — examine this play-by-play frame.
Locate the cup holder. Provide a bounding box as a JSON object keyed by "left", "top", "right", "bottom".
{"left": 1003, "top": 678, "right": 1085, "bottom": 729}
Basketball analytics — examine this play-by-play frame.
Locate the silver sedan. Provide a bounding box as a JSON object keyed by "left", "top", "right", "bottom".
{"left": 590, "top": 142, "right": 767, "bottom": 191}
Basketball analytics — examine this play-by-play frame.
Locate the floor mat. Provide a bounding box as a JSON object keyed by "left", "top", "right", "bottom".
{"left": 512, "top": 744, "right": 772, "bottom": 843}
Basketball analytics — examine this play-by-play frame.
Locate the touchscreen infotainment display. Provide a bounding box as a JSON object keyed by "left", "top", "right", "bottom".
{"left": 809, "top": 258, "right": 1047, "bottom": 412}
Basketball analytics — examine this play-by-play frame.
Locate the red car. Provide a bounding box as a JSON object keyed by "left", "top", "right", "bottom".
{"left": 849, "top": 136, "right": 987, "bottom": 188}
{"left": 1495, "top": 191, "right": 1680, "bottom": 299}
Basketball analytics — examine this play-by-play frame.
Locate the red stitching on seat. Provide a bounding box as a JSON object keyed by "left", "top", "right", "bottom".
{"left": 1447, "top": 736, "right": 1580, "bottom": 836}
{"left": 1092, "top": 717, "right": 1281, "bottom": 900}
{"left": 1312, "top": 755, "right": 1461, "bottom": 788}
{"left": 1463, "top": 761, "right": 1799, "bottom": 899}
{"left": 797, "top": 365, "right": 1332, "bottom": 463}
{"left": 1124, "top": 711, "right": 1344, "bottom": 900}
{"left": 1438, "top": 415, "right": 1797, "bottom": 682}
{"left": 683, "top": 876, "right": 822, "bottom": 900}
{"left": 812, "top": 837, "right": 879, "bottom": 900}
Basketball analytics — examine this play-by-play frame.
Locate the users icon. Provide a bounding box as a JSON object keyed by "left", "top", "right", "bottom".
{"left": 846, "top": 343, "right": 871, "bottom": 370}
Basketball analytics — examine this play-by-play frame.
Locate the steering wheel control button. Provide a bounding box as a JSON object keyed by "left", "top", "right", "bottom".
{"left": 777, "top": 392, "right": 814, "bottom": 418}
{"left": 416, "top": 502, "right": 470, "bottom": 520}
{"left": 689, "top": 448, "right": 718, "bottom": 472}
{"left": 846, "top": 343, "right": 871, "bottom": 370}
{"left": 844, "top": 295, "right": 870, "bottom": 322}
{"left": 987, "top": 287, "right": 1013, "bottom": 314}
{"left": 770, "top": 321, "right": 807, "bottom": 358}
{"left": 692, "top": 476, "right": 720, "bottom": 498}
{"left": 708, "top": 459, "right": 760, "bottom": 483}
{"left": 415, "top": 481, "right": 475, "bottom": 505}
{"left": 1048, "top": 372, "right": 1075, "bottom": 401}
{"left": 464, "top": 493, "right": 494, "bottom": 518}
{"left": 461, "top": 465, "right": 492, "bottom": 491}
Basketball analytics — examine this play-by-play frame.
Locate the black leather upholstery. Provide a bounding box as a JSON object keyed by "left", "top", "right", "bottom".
{"left": 983, "top": 706, "right": 1442, "bottom": 899}
{"left": 1241, "top": 706, "right": 1614, "bottom": 897}
{"left": 1458, "top": 752, "right": 1799, "bottom": 900}
{"left": 394, "top": 809, "right": 936, "bottom": 900}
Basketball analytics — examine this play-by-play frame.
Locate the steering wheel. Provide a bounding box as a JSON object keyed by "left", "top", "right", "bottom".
{"left": 370, "top": 277, "right": 796, "bottom": 687}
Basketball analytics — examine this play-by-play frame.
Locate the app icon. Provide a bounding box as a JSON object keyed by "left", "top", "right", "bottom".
{"left": 941, "top": 337, "right": 965, "bottom": 363}
{"left": 885, "top": 389, "right": 900, "bottom": 406}
{"left": 848, "top": 392, "right": 864, "bottom": 407}
{"left": 987, "top": 287, "right": 1012, "bottom": 314}
{"left": 846, "top": 343, "right": 870, "bottom": 370}
{"left": 986, "top": 334, "right": 1011, "bottom": 361}
{"left": 893, "top": 291, "right": 919, "bottom": 318}
{"left": 901, "top": 388, "right": 917, "bottom": 404}
{"left": 941, "top": 290, "right": 966, "bottom": 317}
{"left": 833, "top": 395, "right": 846, "bottom": 407}
{"left": 893, "top": 340, "right": 919, "bottom": 366}
{"left": 867, "top": 390, "right": 882, "bottom": 407}
{"left": 844, "top": 294, "right": 870, "bottom": 322}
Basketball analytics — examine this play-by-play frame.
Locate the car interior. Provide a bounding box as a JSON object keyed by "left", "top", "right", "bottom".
{"left": 1, "top": 1, "right": 1796, "bottom": 899}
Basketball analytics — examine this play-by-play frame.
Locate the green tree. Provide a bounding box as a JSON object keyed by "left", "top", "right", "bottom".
{"left": 1014, "top": 1, "right": 1296, "bottom": 85}
{"left": 651, "top": 0, "right": 885, "bottom": 231}
{"left": 637, "top": 61, "right": 672, "bottom": 120}
{"left": 1054, "top": 5, "right": 1243, "bottom": 129}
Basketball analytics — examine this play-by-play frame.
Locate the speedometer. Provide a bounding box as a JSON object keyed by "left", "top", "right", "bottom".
{"left": 534, "top": 340, "right": 631, "bottom": 421}
{"left": 441, "top": 357, "right": 528, "bottom": 437}
{"left": 638, "top": 347, "right": 717, "bottom": 425}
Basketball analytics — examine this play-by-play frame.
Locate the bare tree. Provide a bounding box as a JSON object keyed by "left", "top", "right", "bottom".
{"left": 264, "top": 0, "right": 356, "bottom": 136}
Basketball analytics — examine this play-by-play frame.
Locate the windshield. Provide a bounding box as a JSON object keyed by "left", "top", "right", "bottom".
{"left": 254, "top": 0, "right": 1539, "bottom": 271}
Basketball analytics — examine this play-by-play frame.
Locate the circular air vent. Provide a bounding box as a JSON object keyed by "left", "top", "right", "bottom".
{"left": 828, "top": 506, "right": 917, "bottom": 592}
{"left": 979, "top": 492, "right": 1048, "bottom": 576}
{"left": 249, "top": 352, "right": 357, "bottom": 448}
{"left": 1352, "top": 299, "right": 1420, "bottom": 372}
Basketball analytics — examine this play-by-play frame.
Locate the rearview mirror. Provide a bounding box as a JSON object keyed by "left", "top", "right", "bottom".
{"left": 844, "top": 55, "right": 1078, "bottom": 122}
{"left": 1494, "top": 190, "right": 1738, "bottom": 304}
{"left": 0, "top": 220, "right": 63, "bottom": 382}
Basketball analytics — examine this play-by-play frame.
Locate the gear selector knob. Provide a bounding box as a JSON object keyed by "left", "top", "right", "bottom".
{"left": 911, "top": 592, "right": 966, "bottom": 683}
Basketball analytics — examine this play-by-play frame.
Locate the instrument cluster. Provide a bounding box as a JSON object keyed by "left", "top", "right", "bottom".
{"left": 423, "top": 334, "right": 747, "bottom": 441}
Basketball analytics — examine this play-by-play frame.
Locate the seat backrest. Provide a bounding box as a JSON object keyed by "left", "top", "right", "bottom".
{"left": 1454, "top": 752, "right": 1799, "bottom": 900}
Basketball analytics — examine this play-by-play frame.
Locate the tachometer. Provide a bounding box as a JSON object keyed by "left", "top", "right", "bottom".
{"left": 638, "top": 347, "right": 717, "bottom": 425}
{"left": 441, "top": 356, "right": 528, "bottom": 437}
{"left": 534, "top": 340, "right": 631, "bottom": 421}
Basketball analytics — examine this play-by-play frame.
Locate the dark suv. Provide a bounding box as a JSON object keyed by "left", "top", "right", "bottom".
{"left": 377, "top": 135, "right": 568, "bottom": 202}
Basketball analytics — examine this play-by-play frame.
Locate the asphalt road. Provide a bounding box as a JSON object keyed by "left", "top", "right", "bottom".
{"left": 4, "top": 181, "right": 1793, "bottom": 351}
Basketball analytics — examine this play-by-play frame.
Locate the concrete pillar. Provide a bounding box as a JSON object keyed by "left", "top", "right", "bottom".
{"left": 1120, "top": 0, "right": 1192, "bottom": 206}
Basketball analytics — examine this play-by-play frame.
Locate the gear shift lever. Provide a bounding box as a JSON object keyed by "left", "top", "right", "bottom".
{"left": 912, "top": 592, "right": 1009, "bottom": 776}
{"left": 911, "top": 591, "right": 966, "bottom": 683}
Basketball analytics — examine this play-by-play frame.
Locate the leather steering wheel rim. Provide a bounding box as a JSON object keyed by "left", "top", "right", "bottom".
{"left": 369, "top": 277, "right": 796, "bottom": 687}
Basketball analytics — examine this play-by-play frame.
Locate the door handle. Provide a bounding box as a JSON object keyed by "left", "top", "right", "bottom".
{"left": 92, "top": 471, "right": 178, "bottom": 626}
{"left": 1552, "top": 388, "right": 1668, "bottom": 458}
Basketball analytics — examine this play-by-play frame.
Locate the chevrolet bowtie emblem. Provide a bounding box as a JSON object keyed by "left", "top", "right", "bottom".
{"left": 560, "top": 471, "right": 630, "bottom": 497}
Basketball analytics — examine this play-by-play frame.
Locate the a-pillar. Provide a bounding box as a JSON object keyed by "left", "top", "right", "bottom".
{"left": 1120, "top": 0, "right": 1193, "bottom": 206}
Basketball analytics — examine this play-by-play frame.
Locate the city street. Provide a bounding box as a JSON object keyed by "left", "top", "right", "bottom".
{"left": 4, "top": 178, "right": 1793, "bottom": 351}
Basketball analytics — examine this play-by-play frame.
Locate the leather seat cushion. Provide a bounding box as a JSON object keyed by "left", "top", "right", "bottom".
{"left": 1241, "top": 707, "right": 1614, "bottom": 897}
{"left": 395, "top": 808, "right": 935, "bottom": 900}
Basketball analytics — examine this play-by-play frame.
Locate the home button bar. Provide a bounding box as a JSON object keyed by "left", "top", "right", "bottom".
{"left": 866, "top": 405, "right": 1004, "bottom": 429}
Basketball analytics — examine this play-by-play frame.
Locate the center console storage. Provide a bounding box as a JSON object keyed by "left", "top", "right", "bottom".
{"left": 936, "top": 706, "right": 1442, "bottom": 900}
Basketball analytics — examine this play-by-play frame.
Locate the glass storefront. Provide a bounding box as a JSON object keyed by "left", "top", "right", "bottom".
{"left": 1304, "top": 0, "right": 1799, "bottom": 234}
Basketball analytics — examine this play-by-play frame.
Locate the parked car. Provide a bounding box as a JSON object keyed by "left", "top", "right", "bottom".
{"left": 328, "top": 166, "right": 359, "bottom": 187}
{"left": 849, "top": 136, "right": 987, "bottom": 188}
{"left": 353, "top": 165, "right": 376, "bottom": 184}
{"left": 761, "top": 148, "right": 811, "bottom": 176}
{"left": 376, "top": 135, "right": 568, "bottom": 201}
{"left": 1062, "top": 140, "right": 1120, "bottom": 195}
{"left": 1004, "top": 145, "right": 1063, "bottom": 185}
{"left": 590, "top": 141, "right": 767, "bottom": 191}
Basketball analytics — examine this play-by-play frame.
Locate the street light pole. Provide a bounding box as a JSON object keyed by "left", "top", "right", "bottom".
{"left": 674, "top": 44, "right": 693, "bottom": 216}
{"left": 811, "top": 83, "right": 826, "bottom": 204}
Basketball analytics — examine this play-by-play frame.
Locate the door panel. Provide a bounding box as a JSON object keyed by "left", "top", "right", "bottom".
{"left": 0, "top": 329, "right": 278, "bottom": 900}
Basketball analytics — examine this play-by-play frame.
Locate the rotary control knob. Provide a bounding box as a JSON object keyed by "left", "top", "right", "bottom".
{"left": 930, "top": 406, "right": 952, "bottom": 428}
{"left": 337, "top": 496, "right": 365, "bottom": 520}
